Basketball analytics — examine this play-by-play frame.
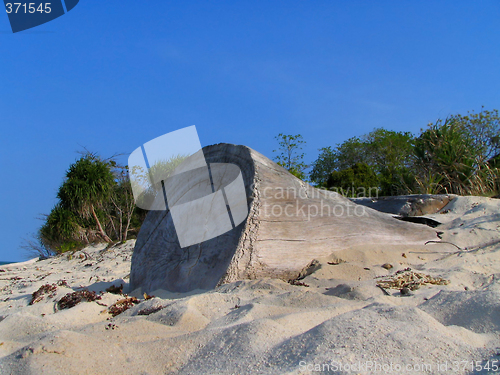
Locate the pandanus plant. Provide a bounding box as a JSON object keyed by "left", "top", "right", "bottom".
{"left": 39, "top": 203, "right": 84, "bottom": 251}
{"left": 56, "top": 155, "right": 115, "bottom": 243}
{"left": 415, "top": 118, "right": 485, "bottom": 195}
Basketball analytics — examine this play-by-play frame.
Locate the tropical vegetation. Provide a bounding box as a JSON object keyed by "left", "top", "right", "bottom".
{"left": 285, "top": 108, "right": 500, "bottom": 197}
{"left": 30, "top": 153, "right": 147, "bottom": 257}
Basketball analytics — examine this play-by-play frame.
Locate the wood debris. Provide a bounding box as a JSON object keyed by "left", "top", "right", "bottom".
{"left": 376, "top": 269, "right": 449, "bottom": 291}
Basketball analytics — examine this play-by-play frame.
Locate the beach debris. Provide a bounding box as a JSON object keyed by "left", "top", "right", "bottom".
{"left": 400, "top": 287, "right": 412, "bottom": 296}
{"left": 30, "top": 284, "right": 58, "bottom": 305}
{"left": 376, "top": 285, "right": 391, "bottom": 296}
{"left": 327, "top": 257, "right": 346, "bottom": 265}
{"left": 106, "top": 284, "right": 124, "bottom": 295}
{"left": 57, "top": 280, "right": 69, "bottom": 287}
{"left": 143, "top": 292, "right": 155, "bottom": 300}
{"left": 105, "top": 323, "right": 118, "bottom": 330}
{"left": 425, "top": 240, "right": 462, "bottom": 250}
{"left": 297, "top": 259, "right": 321, "bottom": 279}
{"left": 401, "top": 253, "right": 407, "bottom": 258}
{"left": 376, "top": 269, "right": 449, "bottom": 292}
{"left": 288, "top": 278, "right": 309, "bottom": 287}
{"left": 381, "top": 263, "right": 393, "bottom": 270}
{"left": 137, "top": 305, "right": 165, "bottom": 316}
{"left": 77, "top": 251, "right": 92, "bottom": 261}
{"left": 37, "top": 272, "right": 52, "bottom": 281}
{"left": 57, "top": 290, "right": 102, "bottom": 310}
{"left": 108, "top": 297, "right": 139, "bottom": 317}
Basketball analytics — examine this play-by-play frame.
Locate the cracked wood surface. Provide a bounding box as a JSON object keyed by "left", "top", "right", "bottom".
{"left": 130, "top": 143, "right": 437, "bottom": 293}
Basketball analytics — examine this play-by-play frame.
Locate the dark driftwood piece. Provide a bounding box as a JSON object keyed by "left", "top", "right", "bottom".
{"left": 395, "top": 216, "right": 442, "bottom": 228}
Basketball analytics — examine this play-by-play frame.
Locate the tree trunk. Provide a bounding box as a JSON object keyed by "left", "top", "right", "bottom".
{"left": 107, "top": 211, "right": 119, "bottom": 240}
{"left": 91, "top": 206, "right": 112, "bottom": 243}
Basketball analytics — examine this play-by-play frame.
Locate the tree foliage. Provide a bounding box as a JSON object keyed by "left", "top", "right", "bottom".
{"left": 38, "top": 152, "right": 147, "bottom": 254}
{"left": 414, "top": 110, "right": 500, "bottom": 195}
{"left": 273, "top": 133, "right": 307, "bottom": 180}
{"left": 309, "top": 147, "right": 336, "bottom": 186}
{"left": 326, "top": 163, "right": 379, "bottom": 197}
{"left": 309, "top": 108, "right": 500, "bottom": 197}
{"left": 310, "top": 128, "right": 415, "bottom": 195}
{"left": 56, "top": 154, "right": 115, "bottom": 242}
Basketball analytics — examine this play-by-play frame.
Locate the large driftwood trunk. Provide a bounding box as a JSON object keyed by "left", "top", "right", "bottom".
{"left": 130, "top": 144, "right": 437, "bottom": 293}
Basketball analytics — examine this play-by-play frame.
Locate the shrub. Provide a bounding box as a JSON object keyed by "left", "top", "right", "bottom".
{"left": 326, "top": 163, "right": 379, "bottom": 197}
{"left": 414, "top": 110, "right": 500, "bottom": 195}
{"left": 38, "top": 152, "right": 147, "bottom": 255}
{"left": 310, "top": 128, "right": 415, "bottom": 195}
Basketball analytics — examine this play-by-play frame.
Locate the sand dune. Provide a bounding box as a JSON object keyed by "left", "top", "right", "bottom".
{"left": 0, "top": 196, "right": 499, "bottom": 374}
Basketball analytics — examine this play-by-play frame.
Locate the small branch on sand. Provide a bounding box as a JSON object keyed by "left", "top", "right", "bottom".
{"left": 377, "top": 285, "right": 391, "bottom": 296}
{"left": 425, "top": 240, "right": 462, "bottom": 250}
{"left": 426, "top": 238, "right": 500, "bottom": 261}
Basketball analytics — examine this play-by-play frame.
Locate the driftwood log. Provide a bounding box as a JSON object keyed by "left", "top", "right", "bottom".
{"left": 130, "top": 144, "right": 437, "bottom": 293}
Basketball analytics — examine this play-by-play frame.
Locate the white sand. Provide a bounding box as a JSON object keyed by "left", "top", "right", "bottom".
{"left": 0, "top": 196, "right": 499, "bottom": 374}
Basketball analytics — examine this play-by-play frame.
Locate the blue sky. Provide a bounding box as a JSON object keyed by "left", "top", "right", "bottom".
{"left": 1, "top": 1, "right": 499, "bottom": 261}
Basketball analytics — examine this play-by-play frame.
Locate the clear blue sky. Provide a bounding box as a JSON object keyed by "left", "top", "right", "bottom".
{"left": 1, "top": 1, "right": 499, "bottom": 261}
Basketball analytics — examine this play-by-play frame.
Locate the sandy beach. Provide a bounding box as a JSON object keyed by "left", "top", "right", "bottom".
{"left": 0, "top": 195, "right": 499, "bottom": 374}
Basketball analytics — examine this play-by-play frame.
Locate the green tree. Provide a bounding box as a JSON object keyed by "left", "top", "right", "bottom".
{"left": 414, "top": 111, "right": 499, "bottom": 195}
{"left": 273, "top": 133, "right": 307, "bottom": 180}
{"left": 326, "top": 163, "right": 379, "bottom": 197}
{"left": 364, "top": 129, "right": 416, "bottom": 195}
{"left": 451, "top": 107, "right": 500, "bottom": 162}
{"left": 39, "top": 204, "right": 87, "bottom": 252}
{"left": 333, "top": 136, "right": 368, "bottom": 171}
{"left": 35, "top": 152, "right": 151, "bottom": 255}
{"left": 309, "top": 128, "right": 415, "bottom": 195}
{"left": 56, "top": 154, "right": 115, "bottom": 243}
{"left": 309, "top": 146, "right": 336, "bottom": 187}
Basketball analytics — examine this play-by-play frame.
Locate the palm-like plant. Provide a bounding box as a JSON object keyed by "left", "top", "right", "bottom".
{"left": 39, "top": 204, "right": 84, "bottom": 251}
{"left": 57, "top": 155, "right": 115, "bottom": 242}
{"left": 414, "top": 118, "right": 481, "bottom": 195}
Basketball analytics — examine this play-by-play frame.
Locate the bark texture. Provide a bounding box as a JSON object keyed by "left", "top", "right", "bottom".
{"left": 130, "top": 144, "right": 437, "bottom": 293}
